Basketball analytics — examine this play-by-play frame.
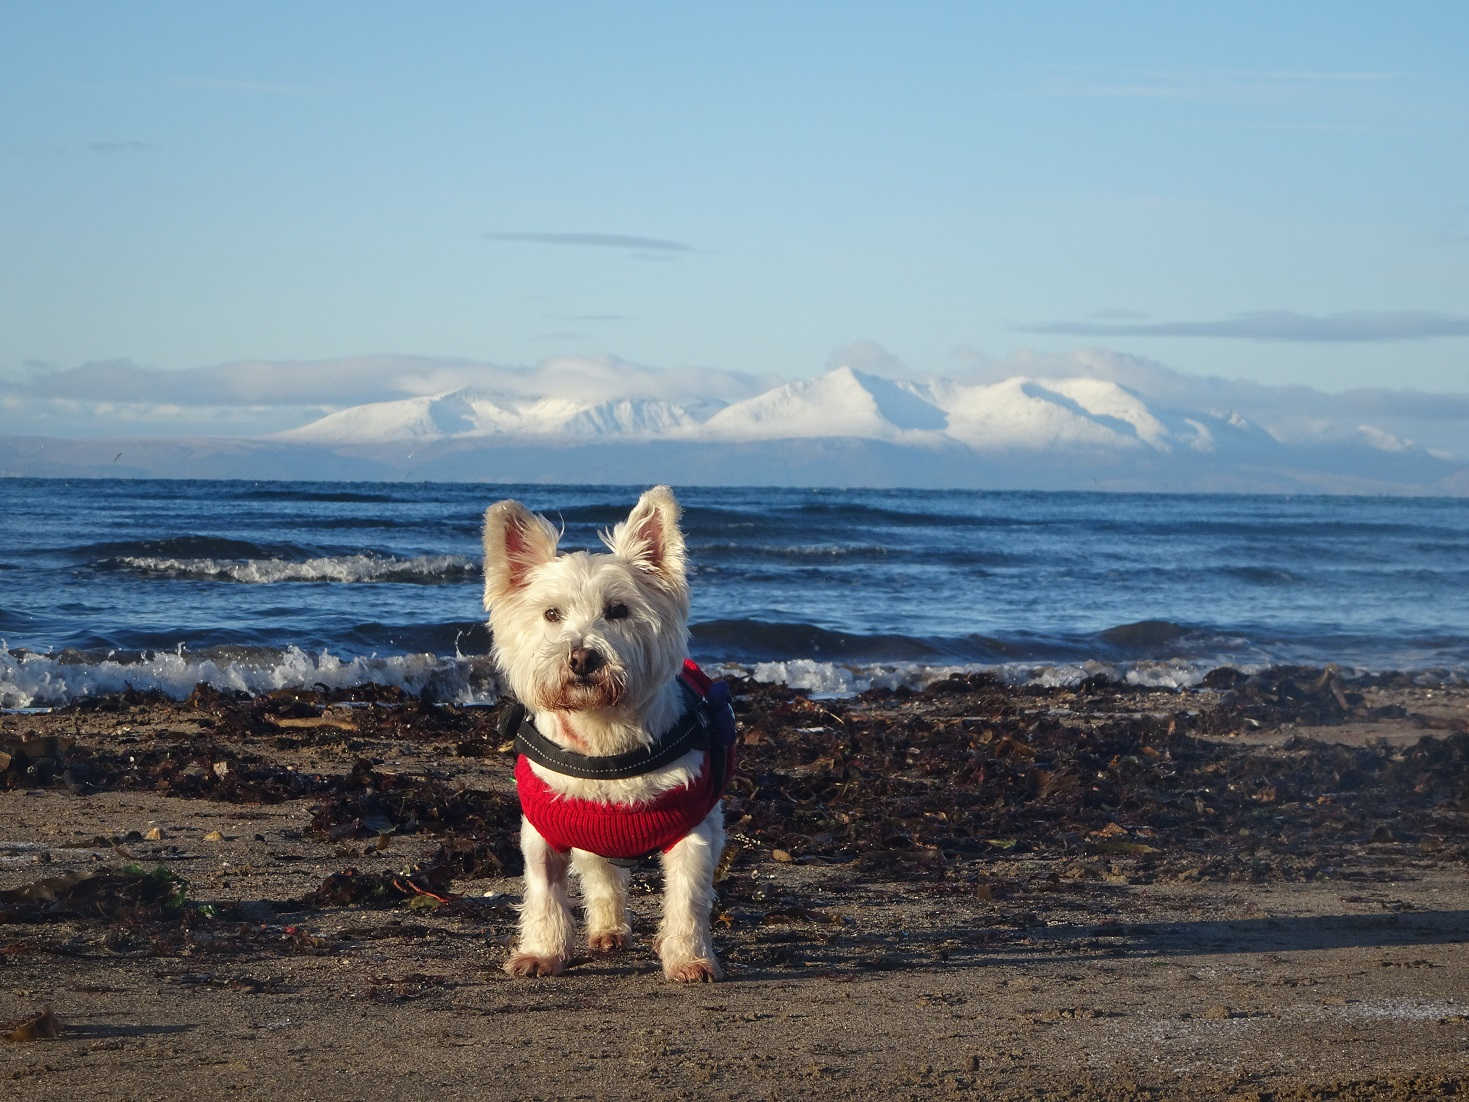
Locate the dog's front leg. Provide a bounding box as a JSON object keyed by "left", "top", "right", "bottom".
{"left": 656, "top": 805, "right": 725, "bottom": 982}
{"left": 572, "top": 850, "right": 631, "bottom": 952}
{"left": 505, "top": 817, "right": 575, "bottom": 977}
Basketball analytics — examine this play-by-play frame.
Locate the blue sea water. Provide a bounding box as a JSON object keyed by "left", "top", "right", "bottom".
{"left": 2, "top": 478, "right": 1467, "bottom": 705}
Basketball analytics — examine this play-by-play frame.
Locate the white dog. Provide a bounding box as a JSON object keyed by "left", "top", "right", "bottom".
{"left": 483, "top": 485, "right": 731, "bottom": 982}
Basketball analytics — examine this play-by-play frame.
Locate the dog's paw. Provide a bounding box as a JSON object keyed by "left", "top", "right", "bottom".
{"left": 664, "top": 958, "right": 721, "bottom": 984}
{"left": 504, "top": 953, "right": 565, "bottom": 978}
{"left": 587, "top": 931, "right": 628, "bottom": 953}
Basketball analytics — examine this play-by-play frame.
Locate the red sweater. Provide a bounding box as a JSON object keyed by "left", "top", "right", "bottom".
{"left": 515, "top": 749, "right": 727, "bottom": 859}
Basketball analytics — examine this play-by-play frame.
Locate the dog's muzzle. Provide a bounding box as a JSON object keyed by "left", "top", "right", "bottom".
{"left": 567, "top": 647, "right": 603, "bottom": 678}
{"left": 539, "top": 648, "right": 625, "bottom": 711}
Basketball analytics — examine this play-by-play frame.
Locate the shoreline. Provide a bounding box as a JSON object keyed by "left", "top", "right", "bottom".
{"left": 2, "top": 671, "right": 1467, "bottom": 1099}
{"left": 5, "top": 641, "right": 1468, "bottom": 712}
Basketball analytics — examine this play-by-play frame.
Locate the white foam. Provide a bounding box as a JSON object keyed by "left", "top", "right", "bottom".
{"left": 114, "top": 553, "right": 477, "bottom": 584}
{"left": 746, "top": 656, "right": 1222, "bottom": 696}
{"left": 751, "top": 659, "right": 863, "bottom": 696}
{"left": 1122, "top": 658, "right": 1215, "bottom": 690}
{"left": 1020, "top": 661, "right": 1114, "bottom": 689}
{"left": 749, "top": 659, "right": 971, "bottom": 697}
{"left": 0, "top": 645, "right": 500, "bottom": 709}
{"left": 1006, "top": 658, "right": 1211, "bottom": 690}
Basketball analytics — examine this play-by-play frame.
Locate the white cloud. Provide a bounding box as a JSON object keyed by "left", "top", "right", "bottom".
{"left": 947, "top": 346, "right": 1469, "bottom": 458}
{"left": 0, "top": 354, "right": 774, "bottom": 438}
{"left": 1015, "top": 310, "right": 1469, "bottom": 342}
{"left": 3, "top": 346, "right": 1466, "bottom": 460}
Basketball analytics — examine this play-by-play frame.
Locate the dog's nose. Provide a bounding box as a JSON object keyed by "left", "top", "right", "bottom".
{"left": 568, "top": 647, "right": 603, "bottom": 677}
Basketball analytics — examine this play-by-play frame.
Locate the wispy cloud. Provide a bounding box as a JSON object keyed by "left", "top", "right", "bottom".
{"left": 1015, "top": 310, "right": 1469, "bottom": 343}
{"left": 1, "top": 354, "right": 771, "bottom": 422}
{"left": 483, "top": 231, "right": 695, "bottom": 253}
{"left": 1335, "top": 388, "right": 1469, "bottom": 421}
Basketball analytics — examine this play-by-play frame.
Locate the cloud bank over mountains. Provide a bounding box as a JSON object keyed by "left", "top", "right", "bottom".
{"left": 1015, "top": 310, "right": 1469, "bottom": 343}
{"left": 2, "top": 348, "right": 1466, "bottom": 494}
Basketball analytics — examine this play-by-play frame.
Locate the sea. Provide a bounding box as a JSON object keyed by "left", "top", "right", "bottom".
{"left": 3, "top": 478, "right": 1467, "bottom": 708}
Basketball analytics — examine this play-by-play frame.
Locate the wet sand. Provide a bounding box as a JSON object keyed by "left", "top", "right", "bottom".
{"left": 2, "top": 670, "right": 1467, "bottom": 1099}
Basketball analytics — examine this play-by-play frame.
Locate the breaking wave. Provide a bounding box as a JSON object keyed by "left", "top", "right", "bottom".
{"left": 0, "top": 644, "right": 500, "bottom": 710}
{"left": 739, "top": 657, "right": 1223, "bottom": 697}
{"left": 690, "top": 617, "right": 1247, "bottom": 665}
{"left": 107, "top": 553, "right": 479, "bottom": 585}
{"left": 0, "top": 643, "right": 1209, "bottom": 710}
{"left": 74, "top": 536, "right": 307, "bottom": 560}
{"left": 5, "top": 643, "right": 1463, "bottom": 711}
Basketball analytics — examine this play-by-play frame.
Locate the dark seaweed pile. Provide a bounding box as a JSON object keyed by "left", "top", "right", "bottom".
{"left": 723, "top": 668, "right": 1468, "bottom": 885}
{"left": 2, "top": 668, "right": 1466, "bottom": 930}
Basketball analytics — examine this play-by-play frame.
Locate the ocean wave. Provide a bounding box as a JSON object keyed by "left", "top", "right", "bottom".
{"left": 0, "top": 643, "right": 1207, "bottom": 710}
{"left": 74, "top": 535, "right": 312, "bottom": 561}
{"left": 239, "top": 488, "right": 400, "bottom": 503}
{"left": 343, "top": 620, "right": 492, "bottom": 654}
{"left": 739, "top": 657, "right": 1220, "bottom": 697}
{"left": 771, "top": 500, "right": 1038, "bottom": 529}
{"left": 688, "top": 542, "right": 1020, "bottom": 568}
{"left": 1221, "top": 566, "right": 1305, "bottom": 586}
{"left": 689, "top": 542, "right": 895, "bottom": 565}
{"left": 689, "top": 618, "right": 1007, "bottom": 663}
{"left": 1096, "top": 619, "right": 1195, "bottom": 649}
{"left": 107, "top": 553, "right": 480, "bottom": 585}
{"left": 0, "top": 645, "right": 500, "bottom": 709}
{"left": 690, "top": 616, "right": 1252, "bottom": 665}
{"left": 6, "top": 643, "right": 1463, "bottom": 710}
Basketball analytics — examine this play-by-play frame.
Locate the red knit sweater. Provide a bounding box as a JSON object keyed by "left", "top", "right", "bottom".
{"left": 515, "top": 748, "right": 727, "bottom": 859}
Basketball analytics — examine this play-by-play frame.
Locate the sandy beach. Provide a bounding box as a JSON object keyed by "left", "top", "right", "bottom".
{"left": 2, "top": 669, "right": 1466, "bottom": 1100}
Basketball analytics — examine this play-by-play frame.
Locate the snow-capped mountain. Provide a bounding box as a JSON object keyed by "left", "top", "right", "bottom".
{"left": 10, "top": 360, "right": 1462, "bottom": 493}
{"left": 701, "top": 367, "right": 947, "bottom": 441}
{"left": 280, "top": 365, "right": 1276, "bottom": 458}
{"left": 278, "top": 387, "right": 710, "bottom": 444}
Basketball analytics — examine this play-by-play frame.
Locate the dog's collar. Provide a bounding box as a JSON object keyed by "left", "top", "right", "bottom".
{"left": 501, "top": 678, "right": 712, "bottom": 780}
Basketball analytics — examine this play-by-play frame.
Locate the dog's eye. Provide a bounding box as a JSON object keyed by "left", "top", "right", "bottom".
{"left": 543, "top": 607, "right": 562, "bottom": 623}
{"left": 605, "top": 602, "right": 629, "bottom": 621}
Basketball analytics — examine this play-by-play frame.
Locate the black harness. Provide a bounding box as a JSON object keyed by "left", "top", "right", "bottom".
{"left": 499, "top": 676, "right": 736, "bottom": 868}
{"left": 500, "top": 678, "right": 732, "bottom": 793}
{"left": 500, "top": 679, "right": 724, "bottom": 783}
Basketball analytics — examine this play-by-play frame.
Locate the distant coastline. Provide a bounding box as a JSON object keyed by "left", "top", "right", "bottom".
{"left": 4, "top": 433, "right": 1465, "bottom": 496}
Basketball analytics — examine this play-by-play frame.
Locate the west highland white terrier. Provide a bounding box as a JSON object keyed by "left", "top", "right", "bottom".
{"left": 482, "top": 485, "right": 735, "bottom": 982}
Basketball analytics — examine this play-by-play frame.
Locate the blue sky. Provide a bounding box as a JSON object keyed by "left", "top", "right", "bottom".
{"left": 3, "top": 0, "right": 1467, "bottom": 419}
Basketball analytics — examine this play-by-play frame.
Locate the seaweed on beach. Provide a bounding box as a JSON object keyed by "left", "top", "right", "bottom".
{"left": 304, "top": 867, "right": 453, "bottom": 908}
{"left": 1196, "top": 665, "right": 1411, "bottom": 731}
{"left": 1, "top": 734, "right": 75, "bottom": 790}
{"left": 0, "top": 866, "right": 190, "bottom": 924}
{"left": 59, "top": 741, "right": 335, "bottom": 802}
{"left": 720, "top": 675, "right": 1469, "bottom": 883}
{"left": 6, "top": 669, "right": 1467, "bottom": 901}
{"left": 306, "top": 759, "right": 522, "bottom": 879}
{"left": 0, "top": 864, "right": 355, "bottom": 959}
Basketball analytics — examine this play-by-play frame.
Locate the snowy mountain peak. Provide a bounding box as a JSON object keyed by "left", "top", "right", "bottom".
{"left": 250, "top": 364, "right": 1466, "bottom": 495}
{"left": 278, "top": 367, "right": 1282, "bottom": 457}
{"left": 279, "top": 386, "right": 714, "bottom": 444}
{"left": 557, "top": 398, "right": 706, "bottom": 438}
{"left": 702, "top": 365, "right": 946, "bottom": 441}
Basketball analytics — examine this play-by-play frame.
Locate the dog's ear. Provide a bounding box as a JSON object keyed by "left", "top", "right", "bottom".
{"left": 483, "top": 500, "right": 559, "bottom": 608}
{"left": 608, "top": 485, "right": 686, "bottom": 590}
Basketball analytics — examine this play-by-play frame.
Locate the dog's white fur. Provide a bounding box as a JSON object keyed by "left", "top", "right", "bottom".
{"left": 483, "top": 486, "right": 725, "bottom": 982}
